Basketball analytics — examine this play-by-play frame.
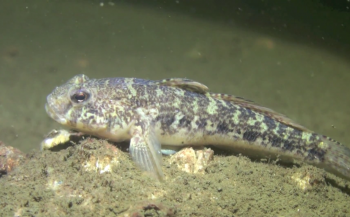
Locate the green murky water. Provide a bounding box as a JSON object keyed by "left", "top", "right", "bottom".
{"left": 1, "top": 0, "right": 349, "bottom": 153}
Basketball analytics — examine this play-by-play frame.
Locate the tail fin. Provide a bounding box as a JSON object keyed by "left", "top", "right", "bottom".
{"left": 320, "top": 138, "right": 350, "bottom": 181}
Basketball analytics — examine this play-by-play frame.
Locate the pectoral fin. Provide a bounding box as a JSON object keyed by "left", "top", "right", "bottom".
{"left": 129, "top": 125, "right": 163, "bottom": 180}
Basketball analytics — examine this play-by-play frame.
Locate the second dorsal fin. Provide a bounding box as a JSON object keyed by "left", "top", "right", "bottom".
{"left": 155, "top": 78, "right": 209, "bottom": 94}
{"left": 210, "top": 93, "right": 311, "bottom": 132}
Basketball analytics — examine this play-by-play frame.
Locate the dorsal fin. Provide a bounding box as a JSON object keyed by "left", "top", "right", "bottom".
{"left": 156, "top": 78, "right": 209, "bottom": 94}
{"left": 210, "top": 93, "right": 311, "bottom": 132}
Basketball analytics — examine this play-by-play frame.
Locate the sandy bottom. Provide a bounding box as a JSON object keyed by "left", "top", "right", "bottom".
{"left": 1, "top": 138, "right": 349, "bottom": 217}
{"left": 0, "top": 0, "right": 349, "bottom": 216}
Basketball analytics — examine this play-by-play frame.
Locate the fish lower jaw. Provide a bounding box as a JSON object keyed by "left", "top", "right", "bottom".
{"left": 45, "top": 104, "right": 68, "bottom": 125}
{"left": 49, "top": 113, "right": 68, "bottom": 125}
{"left": 56, "top": 117, "right": 68, "bottom": 125}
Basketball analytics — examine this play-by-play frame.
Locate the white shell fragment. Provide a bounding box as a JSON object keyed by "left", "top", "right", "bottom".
{"left": 169, "top": 147, "right": 214, "bottom": 174}
{"left": 41, "top": 129, "right": 72, "bottom": 150}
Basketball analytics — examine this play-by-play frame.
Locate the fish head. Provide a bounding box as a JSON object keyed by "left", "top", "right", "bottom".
{"left": 45, "top": 74, "right": 130, "bottom": 139}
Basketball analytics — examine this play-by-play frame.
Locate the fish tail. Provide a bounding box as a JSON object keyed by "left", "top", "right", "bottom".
{"left": 319, "top": 137, "right": 350, "bottom": 181}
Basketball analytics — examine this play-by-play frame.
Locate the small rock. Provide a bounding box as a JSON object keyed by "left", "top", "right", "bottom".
{"left": 0, "top": 141, "right": 26, "bottom": 175}
{"left": 168, "top": 147, "right": 214, "bottom": 174}
{"left": 290, "top": 166, "right": 325, "bottom": 191}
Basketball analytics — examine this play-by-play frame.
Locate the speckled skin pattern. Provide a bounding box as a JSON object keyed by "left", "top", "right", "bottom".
{"left": 45, "top": 74, "right": 350, "bottom": 180}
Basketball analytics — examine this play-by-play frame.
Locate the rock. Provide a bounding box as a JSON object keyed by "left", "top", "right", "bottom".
{"left": 0, "top": 141, "right": 26, "bottom": 176}
{"left": 168, "top": 147, "right": 214, "bottom": 174}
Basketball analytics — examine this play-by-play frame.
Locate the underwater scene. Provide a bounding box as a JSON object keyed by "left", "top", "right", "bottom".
{"left": 0, "top": 0, "right": 350, "bottom": 216}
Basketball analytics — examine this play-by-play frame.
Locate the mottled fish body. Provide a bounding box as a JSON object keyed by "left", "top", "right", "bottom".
{"left": 45, "top": 74, "right": 350, "bottom": 180}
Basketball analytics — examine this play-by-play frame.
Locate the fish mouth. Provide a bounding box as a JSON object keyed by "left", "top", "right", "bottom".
{"left": 45, "top": 103, "right": 68, "bottom": 125}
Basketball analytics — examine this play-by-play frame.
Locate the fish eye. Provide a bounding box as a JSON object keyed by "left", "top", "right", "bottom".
{"left": 70, "top": 90, "right": 90, "bottom": 103}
